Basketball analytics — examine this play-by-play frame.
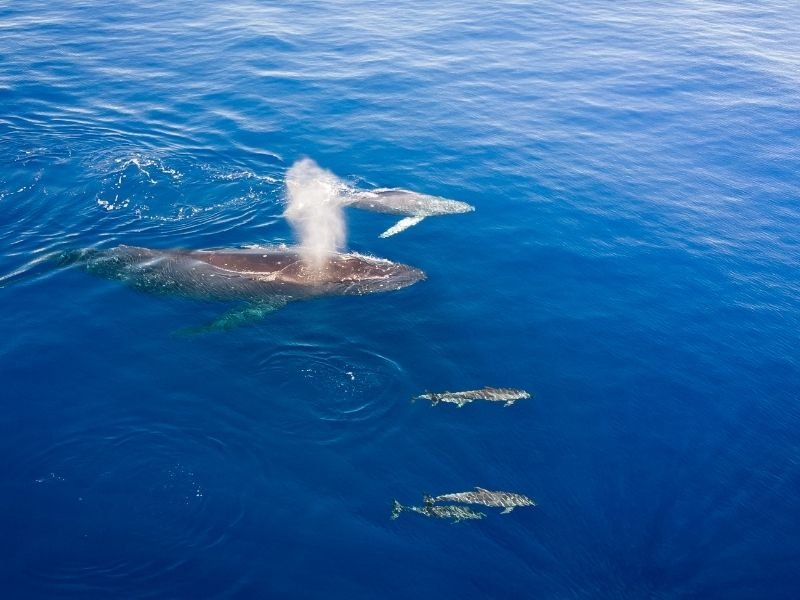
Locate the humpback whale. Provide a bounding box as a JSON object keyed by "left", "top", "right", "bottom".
{"left": 58, "top": 245, "right": 425, "bottom": 331}
{"left": 343, "top": 188, "right": 474, "bottom": 238}
{"left": 424, "top": 487, "right": 536, "bottom": 514}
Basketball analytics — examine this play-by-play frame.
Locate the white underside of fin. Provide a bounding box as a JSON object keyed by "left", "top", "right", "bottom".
{"left": 379, "top": 216, "right": 425, "bottom": 238}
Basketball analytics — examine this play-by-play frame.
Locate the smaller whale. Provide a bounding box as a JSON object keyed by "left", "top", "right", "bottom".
{"left": 343, "top": 188, "right": 474, "bottom": 238}
{"left": 391, "top": 499, "right": 485, "bottom": 523}
{"left": 424, "top": 487, "right": 536, "bottom": 514}
{"left": 414, "top": 387, "right": 531, "bottom": 408}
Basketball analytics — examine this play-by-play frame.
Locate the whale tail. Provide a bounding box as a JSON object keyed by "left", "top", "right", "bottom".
{"left": 391, "top": 500, "right": 404, "bottom": 520}
{"left": 54, "top": 248, "right": 99, "bottom": 267}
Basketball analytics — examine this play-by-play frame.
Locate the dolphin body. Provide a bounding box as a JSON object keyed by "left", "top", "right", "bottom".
{"left": 343, "top": 188, "right": 474, "bottom": 238}
{"left": 425, "top": 487, "right": 536, "bottom": 514}
{"left": 391, "top": 499, "right": 485, "bottom": 523}
{"left": 58, "top": 244, "right": 425, "bottom": 331}
{"left": 414, "top": 387, "right": 531, "bottom": 408}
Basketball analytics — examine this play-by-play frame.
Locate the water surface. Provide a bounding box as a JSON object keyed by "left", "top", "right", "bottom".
{"left": 1, "top": 1, "right": 799, "bottom": 598}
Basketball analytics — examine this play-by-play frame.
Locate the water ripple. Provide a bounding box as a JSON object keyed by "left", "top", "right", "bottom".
{"left": 259, "top": 342, "right": 409, "bottom": 446}
{"left": 21, "top": 418, "right": 250, "bottom": 596}
{"left": 0, "top": 146, "right": 286, "bottom": 288}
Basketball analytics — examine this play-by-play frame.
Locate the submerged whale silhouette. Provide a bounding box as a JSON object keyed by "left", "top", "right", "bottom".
{"left": 59, "top": 245, "right": 425, "bottom": 331}
{"left": 343, "top": 188, "right": 474, "bottom": 237}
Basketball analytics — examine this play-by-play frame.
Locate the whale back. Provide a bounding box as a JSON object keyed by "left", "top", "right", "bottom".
{"left": 190, "top": 248, "right": 425, "bottom": 295}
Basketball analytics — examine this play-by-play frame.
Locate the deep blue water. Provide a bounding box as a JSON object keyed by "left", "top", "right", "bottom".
{"left": 2, "top": 1, "right": 800, "bottom": 597}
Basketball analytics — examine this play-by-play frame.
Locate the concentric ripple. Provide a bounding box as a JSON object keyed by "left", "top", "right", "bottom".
{"left": 259, "top": 342, "right": 409, "bottom": 446}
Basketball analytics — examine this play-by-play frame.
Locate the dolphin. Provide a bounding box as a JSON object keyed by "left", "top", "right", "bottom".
{"left": 343, "top": 188, "right": 474, "bottom": 238}
{"left": 414, "top": 387, "right": 531, "bottom": 408}
{"left": 390, "top": 499, "right": 485, "bottom": 523}
{"left": 424, "top": 487, "right": 536, "bottom": 514}
{"left": 58, "top": 244, "right": 425, "bottom": 331}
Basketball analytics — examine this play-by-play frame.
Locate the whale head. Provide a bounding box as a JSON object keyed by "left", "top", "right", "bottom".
{"left": 431, "top": 197, "right": 475, "bottom": 215}
{"left": 292, "top": 252, "right": 426, "bottom": 295}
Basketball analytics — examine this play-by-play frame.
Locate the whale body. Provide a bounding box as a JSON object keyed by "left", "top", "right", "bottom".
{"left": 344, "top": 188, "right": 474, "bottom": 237}
{"left": 59, "top": 245, "right": 425, "bottom": 330}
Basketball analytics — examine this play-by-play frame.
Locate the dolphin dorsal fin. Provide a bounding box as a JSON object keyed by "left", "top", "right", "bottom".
{"left": 379, "top": 216, "right": 425, "bottom": 238}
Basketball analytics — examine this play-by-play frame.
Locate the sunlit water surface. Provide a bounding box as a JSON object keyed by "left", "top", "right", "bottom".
{"left": 1, "top": 1, "right": 799, "bottom": 598}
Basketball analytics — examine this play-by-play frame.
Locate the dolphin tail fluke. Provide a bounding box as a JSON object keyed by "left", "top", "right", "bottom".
{"left": 379, "top": 216, "right": 425, "bottom": 238}
{"left": 391, "top": 500, "right": 404, "bottom": 520}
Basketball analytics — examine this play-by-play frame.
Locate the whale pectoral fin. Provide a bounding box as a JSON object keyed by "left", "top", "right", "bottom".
{"left": 211, "top": 300, "right": 288, "bottom": 330}
{"left": 177, "top": 298, "right": 290, "bottom": 336}
{"left": 500, "top": 507, "right": 514, "bottom": 514}
{"left": 379, "top": 216, "right": 425, "bottom": 238}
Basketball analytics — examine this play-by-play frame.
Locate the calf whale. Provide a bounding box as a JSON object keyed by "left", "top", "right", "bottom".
{"left": 343, "top": 188, "right": 474, "bottom": 238}
{"left": 58, "top": 245, "right": 425, "bottom": 330}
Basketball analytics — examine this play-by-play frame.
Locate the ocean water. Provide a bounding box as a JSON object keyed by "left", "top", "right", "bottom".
{"left": 1, "top": 0, "right": 799, "bottom": 597}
